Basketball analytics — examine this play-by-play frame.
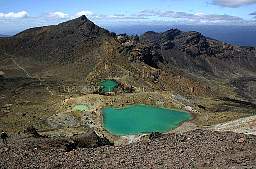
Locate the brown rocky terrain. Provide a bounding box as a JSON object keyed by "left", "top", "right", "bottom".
{"left": 0, "top": 15, "right": 255, "bottom": 131}
{"left": 138, "top": 29, "right": 256, "bottom": 77}
{"left": 0, "top": 15, "right": 256, "bottom": 168}
{"left": 1, "top": 129, "right": 256, "bottom": 169}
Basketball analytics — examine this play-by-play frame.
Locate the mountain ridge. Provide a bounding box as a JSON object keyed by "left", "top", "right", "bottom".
{"left": 139, "top": 28, "right": 256, "bottom": 77}
{"left": 108, "top": 25, "right": 256, "bottom": 46}
{"left": 1, "top": 15, "right": 256, "bottom": 99}
{"left": 1, "top": 16, "right": 255, "bottom": 79}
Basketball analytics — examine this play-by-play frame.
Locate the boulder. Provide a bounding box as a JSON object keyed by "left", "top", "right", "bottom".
{"left": 72, "top": 129, "right": 98, "bottom": 148}
{"left": 72, "top": 130, "right": 113, "bottom": 148}
{"left": 149, "top": 132, "right": 162, "bottom": 140}
{"left": 24, "top": 126, "right": 42, "bottom": 138}
{"left": 0, "top": 71, "right": 5, "bottom": 79}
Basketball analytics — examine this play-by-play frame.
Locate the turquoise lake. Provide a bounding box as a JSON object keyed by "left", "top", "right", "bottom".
{"left": 103, "top": 104, "right": 192, "bottom": 136}
{"left": 100, "top": 80, "right": 118, "bottom": 93}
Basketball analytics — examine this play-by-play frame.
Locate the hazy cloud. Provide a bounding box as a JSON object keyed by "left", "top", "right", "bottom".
{"left": 97, "top": 14, "right": 148, "bottom": 20}
{"left": 48, "top": 11, "right": 69, "bottom": 19}
{"left": 212, "top": 0, "right": 256, "bottom": 7}
{"left": 0, "top": 11, "right": 29, "bottom": 19}
{"left": 0, "top": 9, "right": 255, "bottom": 35}
{"left": 75, "top": 10, "right": 93, "bottom": 18}
{"left": 250, "top": 11, "right": 256, "bottom": 15}
{"left": 137, "top": 10, "right": 244, "bottom": 24}
{"left": 250, "top": 11, "right": 256, "bottom": 19}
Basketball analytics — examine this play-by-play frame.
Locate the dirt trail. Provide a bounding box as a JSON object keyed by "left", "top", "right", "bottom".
{"left": 2, "top": 52, "right": 55, "bottom": 96}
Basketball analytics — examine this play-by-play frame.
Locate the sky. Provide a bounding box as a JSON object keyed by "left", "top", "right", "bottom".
{"left": 1, "top": 0, "right": 256, "bottom": 34}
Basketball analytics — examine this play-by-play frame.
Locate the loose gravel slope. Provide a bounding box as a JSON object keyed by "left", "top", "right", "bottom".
{"left": 1, "top": 129, "right": 256, "bottom": 169}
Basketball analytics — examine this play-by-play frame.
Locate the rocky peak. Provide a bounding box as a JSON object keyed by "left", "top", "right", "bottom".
{"left": 183, "top": 31, "right": 206, "bottom": 45}
{"left": 58, "top": 15, "right": 93, "bottom": 28}
{"left": 15, "top": 15, "right": 110, "bottom": 39}
{"left": 1, "top": 15, "right": 113, "bottom": 66}
{"left": 80, "top": 15, "right": 88, "bottom": 21}
{"left": 143, "top": 31, "right": 158, "bottom": 36}
{"left": 161, "top": 28, "right": 181, "bottom": 41}
{"left": 141, "top": 31, "right": 161, "bottom": 44}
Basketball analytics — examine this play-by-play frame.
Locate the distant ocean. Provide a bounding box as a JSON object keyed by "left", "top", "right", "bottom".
{"left": 106, "top": 25, "right": 256, "bottom": 47}
{"left": 0, "top": 34, "right": 9, "bottom": 37}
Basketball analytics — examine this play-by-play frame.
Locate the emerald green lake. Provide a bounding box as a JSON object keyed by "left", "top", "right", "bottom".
{"left": 100, "top": 80, "right": 118, "bottom": 93}
{"left": 103, "top": 104, "right": 192, "bottom": 136}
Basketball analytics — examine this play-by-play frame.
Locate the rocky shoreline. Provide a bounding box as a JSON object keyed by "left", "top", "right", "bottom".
{"left": 1, "top": 129, "right": 256, "bottom": 169}
{"left": 57, "top": 91, "right": 196, "bottom": 145}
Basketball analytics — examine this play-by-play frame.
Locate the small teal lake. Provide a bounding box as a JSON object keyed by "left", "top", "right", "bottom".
{"left": 100, "top": 80, "right": 118, "bottom": 93}
{"left": 73, "top": 104, "right": 92, "bottom": 112}
{"left": 103, "top": 104, "right": 192, "bottom": 136}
